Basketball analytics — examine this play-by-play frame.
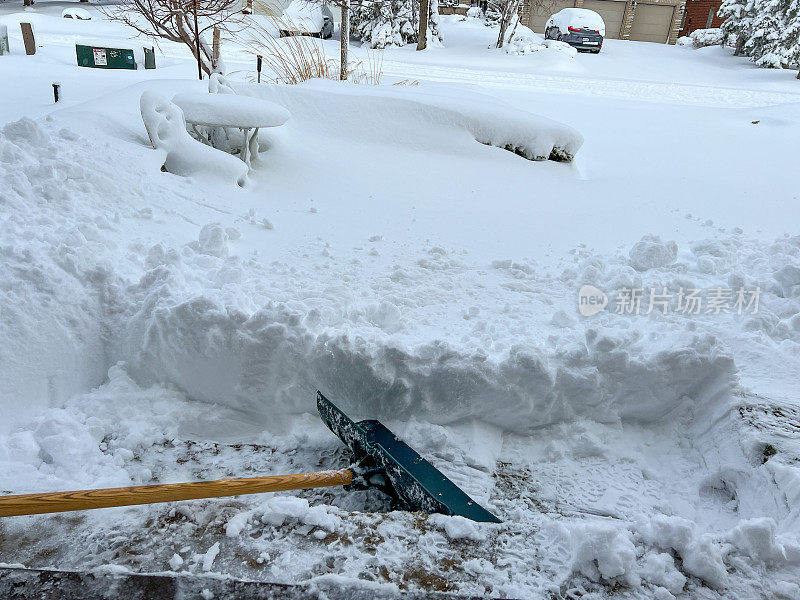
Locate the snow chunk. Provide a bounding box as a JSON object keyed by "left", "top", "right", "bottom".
{"left": 195, "top": 224, "right": 229, "bottom": 258}
{"left": 570, "top": 523, "right": 639, "bottom": 586}
{"left": 2, "top": 117, "right": 49, "bottom": 147}
{"left": 644, "top": 515, "right": 728, "bottom": 589}
{"left": 168, "top": 553, "right": 184, "bottom": 571}
{"left": 225, "top": 512, "right": 251, "bottom": 538}
{"left": 260, "top": 496, "right": 312, "bottom": 527}
{"left": 629, "top": 235, "right": 678, "bottom": 271}
{"left": 729, "top": 518, "right": 788, "bottom": 565}
{"left": 639, "top": 551, "right": 686, "bottom": 595}
{"left": 202, "top": 542, "right": 220, "bottom": 572}
{"left": 429, "top": 514, "right": 489, "bottom": 541}
{"left": 550, "top": 310, "right": 576, "bottom": 328}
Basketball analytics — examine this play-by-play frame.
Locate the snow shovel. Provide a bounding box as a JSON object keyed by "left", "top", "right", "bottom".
{"left": 0, "top": 392, "right": 500, "bottom": 523}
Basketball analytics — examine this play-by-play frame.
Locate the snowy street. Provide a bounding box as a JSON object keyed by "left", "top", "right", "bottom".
{"left": 1, "top": 3, "right": 800, "bottom": 598}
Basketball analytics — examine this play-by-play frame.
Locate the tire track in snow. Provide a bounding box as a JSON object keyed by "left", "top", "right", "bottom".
{"left": 381, "top": 60, "right": 800, "bottom": 108}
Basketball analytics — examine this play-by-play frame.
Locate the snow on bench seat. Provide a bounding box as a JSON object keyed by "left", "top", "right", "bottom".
{"left": 171, "top": 93, "right": 290, "bottom": 129}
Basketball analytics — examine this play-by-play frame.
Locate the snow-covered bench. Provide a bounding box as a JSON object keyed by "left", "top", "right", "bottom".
{"left": 140, "top": 91, "right": 249, "bottom": 186}
{"left": 171, "top": 92, "right": 289, "bottom": 167}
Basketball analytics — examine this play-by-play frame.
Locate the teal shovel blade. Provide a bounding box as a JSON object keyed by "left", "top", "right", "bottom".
{"left": 317, "top": 391, "right": 501, "bottom": 523}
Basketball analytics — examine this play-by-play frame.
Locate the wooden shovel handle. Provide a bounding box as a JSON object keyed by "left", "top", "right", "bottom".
{"left": 0, "top": 469, "right": 354, "bottom": 518}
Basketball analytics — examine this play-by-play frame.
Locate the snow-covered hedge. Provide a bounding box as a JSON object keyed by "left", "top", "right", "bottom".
{"left": 677, "top": 27, "right": 725, "bottom": 48}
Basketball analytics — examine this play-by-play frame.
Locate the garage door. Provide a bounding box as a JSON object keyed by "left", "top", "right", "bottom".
{"left": 582, "top": 0, "right": 627, "bottom": 39}
{"left": 527, "top": 0, "right": 575, "bottom": 34}
{"left": 629, "top": 3, "right": 674, "bottom": 43}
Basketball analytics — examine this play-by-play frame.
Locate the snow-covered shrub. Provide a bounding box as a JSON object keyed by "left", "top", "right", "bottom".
{"left": 689, "top": 27, "right": 725, "bottom": 47}
{"left": 503, "top": 23, "right": 544, "bottom": 54}
{"left": 351, "top": 0, "right": 441, "bottom": 48}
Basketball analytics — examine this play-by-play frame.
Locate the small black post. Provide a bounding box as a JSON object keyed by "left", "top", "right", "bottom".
{"left": 52, "top": 82, "right": 61, "bottom": 103}
{"left": 257, "top": 54, "right": 262, "bottom": 83}
{"left": 193, "top": 0, "right": 202, "bottom": 80}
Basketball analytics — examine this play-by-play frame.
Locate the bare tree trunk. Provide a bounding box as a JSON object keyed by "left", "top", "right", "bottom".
{"left": 23, "top": 0, "right": 34, "bottom": 6}
{"left": 496, "top": 0, "right": 521, "bottom": 48}
{"left": 193, "top": 0, "right": 203, "bottom": 79}
{"left": 734, "top": 36, "right": 744, "bottom": 56}
{"left": 417, "top": 0, "right": 429, "bottom": 51}
{"left": 497, "top": 19, "right": 508, "bottom": 48}
{"left": 797, "top": 69, "right": 800, "bottom": 80}
{"left": 211, "top": 26, "right": 221, "bottom": 72}
{"left": 340, "top": 0, "right": 350, "bottom": 80}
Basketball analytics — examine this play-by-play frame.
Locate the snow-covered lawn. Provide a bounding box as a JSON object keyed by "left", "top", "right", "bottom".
{"left": 1, "top": 4, "right": 800, "bottom": 599}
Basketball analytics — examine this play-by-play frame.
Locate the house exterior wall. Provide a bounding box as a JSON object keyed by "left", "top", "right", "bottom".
{"left": 678, "top": 0, "right": 723, "bottom": 37}
{"left": 523, "top": 0, "right": 686, "bottom": 44}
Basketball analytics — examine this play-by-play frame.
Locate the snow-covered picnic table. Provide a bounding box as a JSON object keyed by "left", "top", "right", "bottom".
{"left": 171, "top": 93, "right": 290, "bottom": 166}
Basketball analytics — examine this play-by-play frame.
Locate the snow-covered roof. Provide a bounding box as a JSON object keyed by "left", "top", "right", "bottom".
{"left": 547, "top": 8, "right": 606, "bottom": 36}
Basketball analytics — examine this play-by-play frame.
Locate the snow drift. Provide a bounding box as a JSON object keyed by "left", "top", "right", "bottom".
{"left": 237, "top": 80, "right": 583, "bottom": 162}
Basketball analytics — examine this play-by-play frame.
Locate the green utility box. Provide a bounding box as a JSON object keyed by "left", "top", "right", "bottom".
{"left": 76, "top": 44, "right": 136, "bottom": 69}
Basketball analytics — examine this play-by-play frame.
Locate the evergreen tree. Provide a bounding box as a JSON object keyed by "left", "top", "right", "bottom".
{"left": 351, "top": 0, "right": 441, "bottom": 48}
{"left": 719, "top": 0, "right": 753, "bottom": 54}
{"left": 781, "top": 0, "right": 800, "bottom": 71}
{"left": 745, "top": 0, "right": 786, "bottom": 66}
{"left": 721, "top": 0, "right": 800, "bottom": 70}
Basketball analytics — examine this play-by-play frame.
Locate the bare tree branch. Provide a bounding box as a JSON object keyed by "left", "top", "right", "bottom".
{"left": 100, "top": 0, "right": 245, "bottom": 77}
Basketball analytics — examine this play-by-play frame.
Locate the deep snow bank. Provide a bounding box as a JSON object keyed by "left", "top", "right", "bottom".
{"left": 0, "top": 118, "right": 113, "bottom": 431}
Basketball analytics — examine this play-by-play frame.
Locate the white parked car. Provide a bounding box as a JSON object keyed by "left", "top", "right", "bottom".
{"left": 545, "top": 8, "right": 605, "bottom": 53}
{"left": 279, "top": 1, "right": 334, "bottom": 39}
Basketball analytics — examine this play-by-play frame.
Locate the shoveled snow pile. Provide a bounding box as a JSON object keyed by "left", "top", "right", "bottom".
{"left": 504, "top": 25, "right": 578, "bottom": 58}
{"left": 2, "top": 100, "right": 800, "bottom": 597}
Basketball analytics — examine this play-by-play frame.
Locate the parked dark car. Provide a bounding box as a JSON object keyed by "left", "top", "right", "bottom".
{"left": 544, "top": 8, "right": 605, "bottom": 53}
